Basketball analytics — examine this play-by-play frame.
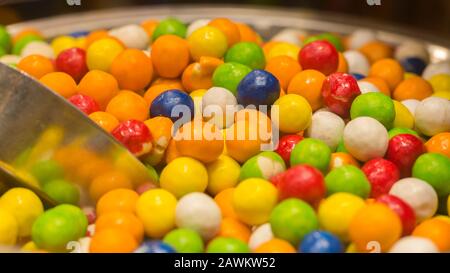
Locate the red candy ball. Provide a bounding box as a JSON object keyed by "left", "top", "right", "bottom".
{"left": 68, "top": 94, "right": 100, "bottom": 115}
{"left": 299, "top": 40, "right": 339, "bottom": 76}
{"left": 386, "top": 134, "right": 425, "bottom": 177}
{"left": 321, "top": 72, "right": 361, "bottom": 118}
{"left": 362, "top": 158, "right": 400, "bottom": 198}
{"left": 56, "top": 47, "right": 88, "bottom": 82}
{"left": 272, "top": 164, "right": 326, "bottom": 206}
{"left": 111, "top": 120, "right": 153, "bottom": 156}
{"left": 275, "top": 134, "right": 304, "bottom": 165}
{"left": 376, "top": 194, "right": 417, "bottom": 236}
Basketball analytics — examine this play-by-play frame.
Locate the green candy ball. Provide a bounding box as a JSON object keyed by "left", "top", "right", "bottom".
{"left": 152, "top": 18, "right": 187, "bottom": 41}
{"left": 12, "top": 34, "right": 43, "bottom": 55}
{"left": 240, "top": 151, "right": 286, "bottom": 181}
{"left": 304, "top": 33, "right": 344, "bottom": 52}
{"left": 350, "top": 92, "right": 396, "bottom": 129}
{"left": 30, "top": 159, "right": 65, "bottom": 185}
{"left": 325, "top": 165, "right": 371, "bottom": 198}
{"left": 206, "top": 237, "right": 250, "bottom": 253}
{"left": 212, "top": 62, "right": 252, "bottom": 95}
{"left": 270, "top": 199, "right": 318, "bottom": 246}
{"left": 0, "top": 25, "right": 12, "bottom": 53}
{"left": 42, "top": 179, "right": 80, "bottom": 205}
{"left": 224, "top": 42, "right": 266, "bottom": 70}
{"left": 163, "top": 228, "right": 204, "bottom": 253}
{"left": 32, "top": 206, "right": 85, "bottom": 252}
{"left": 412, "top": 153, "right": 450, "bottom": 197}
{"left": 53, "top": 204, "right": 88, "bottom": 239}
{"left": 388, "top": 127, "right": 420, "bottom": 139}
{"left": 290, "top": 138, "right": 331, "bottom": 173}
{"left": 336, "top": 139, "right": 348, "bottom": 153}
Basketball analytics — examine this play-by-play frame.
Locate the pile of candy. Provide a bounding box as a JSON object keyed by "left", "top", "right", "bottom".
{"left": 0, "top": 17, "right": 449, "bottom": 253}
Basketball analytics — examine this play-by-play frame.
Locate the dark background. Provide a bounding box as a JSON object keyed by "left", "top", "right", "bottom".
{"left": 0, "top": 0, "right": 449, "bottom": 39}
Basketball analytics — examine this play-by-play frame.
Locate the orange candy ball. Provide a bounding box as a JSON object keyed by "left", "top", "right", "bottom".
{"left": 78, "top": 70, "right": 119, "bottom": 109}
{"left": 218, "top": 217, "right": 251, "bottom": 243}
{"left": 287, "top": 69, "right": 326, "bottom": 111}
{"left": 89, "top": 171, "right": 133, "bottom": 201}
{"left": 412, "top": 218, "right": 450, "bottom": 252}
{"left": 359, "top": 41, "right": 393, "bottom": 64}
{"left": 369, "top": 59, "right": 404, "bottom": 90}
{"left": 349, "top": 203, "right": 402, "bottom": 252}
{"left": 151, "top": 35, "right": 190, "bottom": 78}
{"left": 337, "top": 52, "right": 348, "bottom": 73}
{"left": 89, "top": 111, "right": 120, "bottom": 132}
{"left": 254, "top": 239, "right": 296, "bottom": 253}
{"left": 106, "top": 90, "right": 148, "bottom": 122}
{"left": 17, "top": 54, "right": 54, "bottom": 79}
{"left": 40, "top": 72, "right": 78, "bottom": 98}
{"left": 236, "top": 23, "right": 260, "bottom": 44}
{"left": 208, "top": 18, "right": 241, "bottom": 47}
{"left": 214, "top": 188, "right": 238, "bottom": 219}
{"left": 96, "top": 188, "right": 139, "bottom": 217}
{"left": 175, "top": 120, "right": 224, "bottom": 164}
{"left": 265, "top": 55, "right": 302, "bottom": 90}
{"left": 110, "top": 49, "right": 153, "bottom": 91}
{"left": 89, "top": 228, "right": 138, "bottom": 253}
{"left": 393, "top": 76, "right": 434, "bottom": 101}
{"left": 95, "top": 211, "right": 145, "bottom": 243}
{"left": 425, "top": 132, "right": 450, "bottom": 158}
{"left": 329, "top": 152, "right": 360, "bottom": 171}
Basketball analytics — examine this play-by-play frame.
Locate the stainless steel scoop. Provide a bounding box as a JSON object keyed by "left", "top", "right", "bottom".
{"left": 0, "top": 63, "right": 152, "bottom": 206}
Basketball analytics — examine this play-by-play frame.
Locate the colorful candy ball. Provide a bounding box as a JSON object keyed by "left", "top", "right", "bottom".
{"left": 386, "top": 134, "right": 425, "bottom": 177}
{"left": 412, "top": 153, "right": 450, "bottom": 197}
{"left": 290, "top": 138, "right": 331, "bottom": 173}
{"left": 361, "top": 158, "right": 400, "bottom": 198}
{"left": 150, "top": 89, "right": 195, "bottom": 123}
{"left": 240, "top": 151, "right": 286, "bottom": 181}
{"left": 299, "top": 231, "right": 343, "bottom": 253}
{"left": 163, "top": 228, "right": 204, "bottom": 253}
{"left": 206, "top": 237, "right": 251, "bottom": 253}
{"left": 275, "top": 134, "right": 304, "bottom": 165}
{"left": 414, "top": 97, "right": 450, "bottom": 137}
{"left": 237, "top": 69, "right": 280, "bottom": 107}
{"left": 306, "top": 111, "right": 345, "bottom": 151}
{"left": 322, "top": 72, "right": 361, "bottom": 118}
{"left": 325, "top": 165, "right": 371, "bottom": 198}
{"left": 299, "top": 40, "right": 338, "bottom": 76}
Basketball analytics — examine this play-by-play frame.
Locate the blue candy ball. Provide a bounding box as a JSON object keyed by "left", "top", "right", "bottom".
{"left": 135, "top": 240, "right": 177, "bottom": 253}
{"left": 351, "top": 73, "right": 365, "bottom": 81}
{"left": 70, "top": 31, "right": 89, "bottom": 38}
{"left": 150, "top": 89, "right": 194, "bottom": 123}
{"left": 299, "top": 231, "right": 343, "bottom": 253}
{"left": 400, "top": 57, "right": 427, "bottom": 75}
{"left": 237, "top": 69, "right": 280, "bottom": 107}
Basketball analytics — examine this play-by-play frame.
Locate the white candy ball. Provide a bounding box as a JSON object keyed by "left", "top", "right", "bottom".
{"left": 414, "top": 97, "right": 450, "bottom": 137}
{"left": 248, "top": 223, "right": 273, "bottom": 251}
{"left": 0, "top": 54, "right": 21, "bottom": 65}
{"left": 202, "top": 87, "right": 237, "bottom": 129}
{"left": 175, "top": 192, "right": 222, "bottom": 241}
{"left": 389, "top": 236, "right": 439, "bottom": 253}
{"left": 343, "top": 117, "right": 389, "bottom": 162}
{"left": 422, "top": 61, "right": 450, "bottom": 80}
{"left": 395, "top": 40, "right": 429, "bottom": 63}
{"left": 187, "top": 19, "right": 210, "bottom": 37}
{"left": 358, "top": 81, "right": 380, "bottom": 94}
{"left": 401, "top": 99, "right": 421, "bottom": 116}
{"left": 21, "top": 41, "right": 54, "bottom": 59}
{"left": 343, "top": 50, "right": 370, "bottom": 76}
{"left": 271, "top": 28, "right": 306, "bottom": 47}
{"left": 307, "top": 111, "right": 345, "bottom": 151}
{"left": 348, "top": 29, "right": 377, "bottom": 50}
{"left": 109, "top": 24, "right": 149, "bottom": 49}
{"left": 389, "top": 178, "right": 438, "bottom": 222}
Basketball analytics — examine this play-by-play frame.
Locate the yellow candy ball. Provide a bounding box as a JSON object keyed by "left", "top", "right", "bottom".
{"left": 273, "top": 94, "right": 312, "bottom": 134}
{"left": 0, "top": 208, "right": 19, "bottom": 245}
{"left": 136, "top": 189, "right": 177, "bottom": 238}
{"left": 206, "top": 155, "right": 241, "bottom": 196}
{"left": 86, "top": 38, "right": 124, "bottom": 72}
{"left": 0, "top": 188, "right": 44, "bottom": 237}
{"left": 429, "top": 74, "right": 450, "bottom": 92}
{"left": 160, "top": 157, "right": 208, "bottom": 198}
{"left": 432, "top": 91, "right": 450, "bottom": 100}
{"left": 266, "top": 42, "right": 300, "bottom": 61}
{"left": 188, "top": 26, "right": 228, "bottom": 61}
{"left": 51, "top": 35, "right": 77, "bottom": 56}
{"left": 233, "top": 178, "right": 278, "bottom": 226}
{"left": 318, "top": 192, "right": 366, "bottom": 242}
{"left": 393, "top": 100, "right": 415, "bottom": 129}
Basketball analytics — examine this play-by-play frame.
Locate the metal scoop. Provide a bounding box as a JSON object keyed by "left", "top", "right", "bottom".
{"left": 0, "top": 63, "right": 152, "bottom": 206}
